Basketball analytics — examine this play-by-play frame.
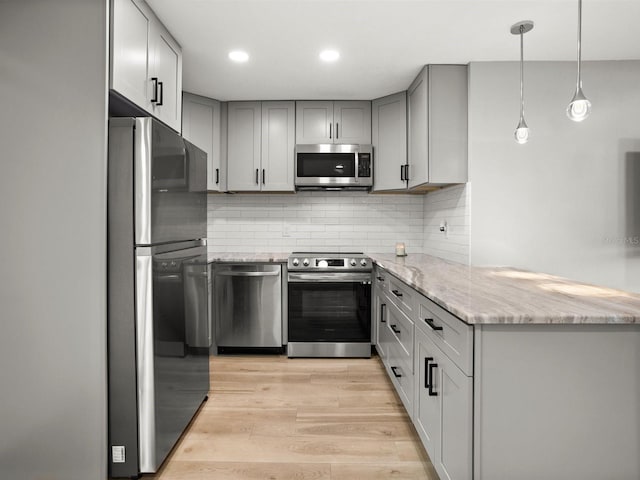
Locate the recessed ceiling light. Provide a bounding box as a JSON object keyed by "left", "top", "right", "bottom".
{"left": 228, "top": 50, "right": 249, "bottom": 63}
{"left": 319, "top": 49, "right": 340, "bottom": 62}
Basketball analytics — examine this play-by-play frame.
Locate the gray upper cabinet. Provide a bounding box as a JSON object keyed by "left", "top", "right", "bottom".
{"left": 372, "top": 92, "right": 407, "bottom": 191}
{"left": 295, "top": 101, "right": 371, "bottom": 145}
{"left": 110, "top": 0, "right": 183, "bottom": 132}
{"left": 182, "top": 93, "right": 224, "bottom": 192}
{"left": 407, "top": 65, "right": 467, "bottom": 189}
{"left": 261, "top": 102, "right": 295, "bottom": 191}
{"left": 227, "top": 101, "right": 295, "bottom": 192}
{"left": 227, "top": 102, "right": 262, "bottom": 191}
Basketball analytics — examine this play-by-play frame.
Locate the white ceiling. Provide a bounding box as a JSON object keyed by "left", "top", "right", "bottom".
{"left": 147, "top": 0, "right": 640, "bottom": 101}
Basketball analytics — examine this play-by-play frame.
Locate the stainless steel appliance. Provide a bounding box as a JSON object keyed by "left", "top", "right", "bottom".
{"left": 287, "top": 252, "right": 372, "bottom": 357}
{"left": 214, "top": 263, "right": 283, "bottom": 352}
{"left": 294, "top": 144, "right": 373, "bottom": 190}
{"left": 107, "top": 117, "right": 210, "bottom": 478}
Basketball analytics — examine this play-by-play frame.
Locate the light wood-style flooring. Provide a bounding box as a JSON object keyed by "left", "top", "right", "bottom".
{"left": 146, "top": 355, "right": 438, "bottom": 480}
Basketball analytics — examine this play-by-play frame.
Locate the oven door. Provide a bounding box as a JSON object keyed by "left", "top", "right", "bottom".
{"left": 287, "top": 272, "right": 371, "bottom": 357}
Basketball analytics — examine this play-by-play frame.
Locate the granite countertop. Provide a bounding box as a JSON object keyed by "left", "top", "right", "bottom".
{"left": 207, "top": 252, "right": 289, "bottom": 263}
{"left": 369, "top": 253, "right": 640, "bottom": 325}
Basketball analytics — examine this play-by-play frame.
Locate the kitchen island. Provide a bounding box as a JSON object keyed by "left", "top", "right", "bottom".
{"left": 369, "top": 253, "right": 640, "bottom": 480}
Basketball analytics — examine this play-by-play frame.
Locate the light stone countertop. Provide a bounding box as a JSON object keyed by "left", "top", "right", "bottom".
{"left": 369, "top": 253, "right": 640, "bottom": 325}
{"left": 207, "top": 252, "right": 289, "bottom": 263}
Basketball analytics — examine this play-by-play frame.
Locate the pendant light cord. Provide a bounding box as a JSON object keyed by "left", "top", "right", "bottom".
{"left": 576, "top": 0, "right": 583, "bottom": 89}
{"left": 520, "top": 25, "right": 525, "bottom": 121}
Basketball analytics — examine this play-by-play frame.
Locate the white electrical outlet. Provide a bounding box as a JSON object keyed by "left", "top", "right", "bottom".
{"left": 112, "top": 446, "right": 125, "bottom": 463}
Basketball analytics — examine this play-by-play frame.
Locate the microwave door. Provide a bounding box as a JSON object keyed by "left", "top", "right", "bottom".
{"left": 296, "top": 152, "right": 356, "bottom": 186}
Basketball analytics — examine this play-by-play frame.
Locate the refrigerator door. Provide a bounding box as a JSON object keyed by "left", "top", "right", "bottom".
{"left": 108, "top": 240, "right": 209, "bottom": 477}
{"left": 137, "top": 240, "right": 210, "bottom": 473}
{"left": 108, "top": 117, "right": 207, "bottom": 246}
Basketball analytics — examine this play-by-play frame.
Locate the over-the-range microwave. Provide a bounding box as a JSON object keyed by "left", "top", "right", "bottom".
{"left": 294, "top": 144, "right": 373, "bottom": 190}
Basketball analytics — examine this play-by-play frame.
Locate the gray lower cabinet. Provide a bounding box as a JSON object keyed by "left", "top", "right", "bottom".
{"left": 415, "top": 326, "right": 473, "bottom": 480}
{"left": 376, "top": 266, "right": 472, "bottom": 480}
{"left": 376, "top": 264, "right": 640, "bottom": 480}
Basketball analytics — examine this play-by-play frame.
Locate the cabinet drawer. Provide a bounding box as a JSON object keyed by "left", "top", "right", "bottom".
{"left": 416, "top": 294, "right": 473, "bottom": 376}
{"left": 373, "top": 266, "right": 389, "bottom": 295}
{"left": 387, "top": 275, "right": 416, "bottom": 319}
{"left": 385, "top": 342, "right": 414, "bottom": 419}
{"left": 386, "top": 299, "right": 414, "bottom": 364}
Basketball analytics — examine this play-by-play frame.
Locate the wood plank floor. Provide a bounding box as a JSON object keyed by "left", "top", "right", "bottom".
{"left": 146, "top": 355, "right": 439, "bottom": 480}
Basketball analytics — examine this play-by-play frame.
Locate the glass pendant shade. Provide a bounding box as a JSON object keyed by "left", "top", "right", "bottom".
{"left": 567, "top": 85, "right": 591, "bottom": 122}
{"left": 567, "top": 0, "right": 591, "bottom": 122}
{"left": 514, "top": 118, "right": 529, "bottom": 144}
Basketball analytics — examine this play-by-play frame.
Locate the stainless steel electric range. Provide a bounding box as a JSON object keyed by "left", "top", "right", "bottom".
{"left": 287, "top": 252, "right": 372, "bottom": 358}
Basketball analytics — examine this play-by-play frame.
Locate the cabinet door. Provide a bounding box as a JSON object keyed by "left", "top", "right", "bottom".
{"left": 227, "top": 102, "right": 261, "bottom": 191}
{"left": 428, "top": 65, "right": 468, "bottom": 184}
{"left": 295, "top": 101, "right": 333, "bottom": 144}
{"left": 182, "top": 93, "right": 222, "bottom": 191}
{"left": 372, "top": 92, "right": 407, "bottom": 191}
{"left": 414, "top": 328, "right": 440, "bottom": 457}
{"left": 149, "top": 22, "right": 182, "bottom": 132}
{"left": 334, "top": 101, "right": 372, "bottom": 144}
{"left": 110, "top": 0, "right": 152, "bottom": 109}
{"left": 415, "top": 328, "right": 472, "bottom": 480}
{"left": 407, "top": 66, "right": 429, "bottom": 188}
{"left": 374, "top": 295, "right": 388, "bottom": 359}
{"left": 261, "top": 101, "right": 295, "bottom": 191}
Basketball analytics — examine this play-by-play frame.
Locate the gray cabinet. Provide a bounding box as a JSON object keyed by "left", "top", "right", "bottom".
{"left": 295, "top": 100, "right": 371, "bottom": 145}
{"left": 227, "top": 101, "right": 295, "bottom": 192}
{"left": 110, "top": 0, "right": 182, "bottom": 132}
{"left": 372, "top": 92, "right": 407, "bottom": 191}
{"left": 261, "top": 102, "right": 296, "bottom": 191}
{"left": 407, "top": 65, "right": 467, "bottom": 189}
{"left": 182, "top": 93, "right": 224, "bottom": 191}
{"left": 415, "top": 326, "right": 473, "bottom": 480}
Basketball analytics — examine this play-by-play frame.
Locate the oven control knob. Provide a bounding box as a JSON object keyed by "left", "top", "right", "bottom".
{"left": 303, "top": 258, "right": 310, "bottom": 267}
{"left": 350, "top": 259, "right": 357, "bottom": 267}
{"left": 292, "top": 258, "right": 299, "bottom": 266}
{"left": 360, "top": 259, "right": 368, "bottom": 267}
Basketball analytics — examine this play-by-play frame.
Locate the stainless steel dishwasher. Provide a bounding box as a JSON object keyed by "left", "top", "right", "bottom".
{"left": 213, "top": 263, "right": 282, "bottom": 352}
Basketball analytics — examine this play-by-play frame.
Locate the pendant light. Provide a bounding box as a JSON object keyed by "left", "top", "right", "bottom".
{"left": 567, "top": 0, "right": 591, "bottom": 121}
{"left": 511, "top": 21, "right": 534, "bottom": 144}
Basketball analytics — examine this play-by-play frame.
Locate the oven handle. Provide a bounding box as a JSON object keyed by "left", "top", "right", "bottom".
{"left": 288, "top": 272, "right": 372, "bottom": 283}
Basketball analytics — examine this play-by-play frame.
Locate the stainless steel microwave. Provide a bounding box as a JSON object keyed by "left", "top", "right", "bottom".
{"left": 294, "top": 144, "right": 373, "bottom": 190}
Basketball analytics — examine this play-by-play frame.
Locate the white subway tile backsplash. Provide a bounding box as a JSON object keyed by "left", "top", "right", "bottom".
{"left": 207, "top": 191, "right": 425, "bottom": 255}
{"left": 422, "top": 184, "right": 470, "bottom": 264}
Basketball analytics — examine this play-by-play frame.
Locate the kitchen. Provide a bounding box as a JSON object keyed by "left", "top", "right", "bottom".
{"left": 1, "top": 1, "right": 640, "bottom": 480}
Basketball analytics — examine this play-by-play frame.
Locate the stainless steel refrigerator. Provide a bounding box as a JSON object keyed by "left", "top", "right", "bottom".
{"left": 107, "top": 117, "right": 210, "bottom": 478}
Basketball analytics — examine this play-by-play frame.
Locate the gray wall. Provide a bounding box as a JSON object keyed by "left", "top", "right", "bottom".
{"left": 0, "top": 1, "right": 108, "bottom": 479}
{"left": 469, "top": 61, "right": 640, "bottom": 293}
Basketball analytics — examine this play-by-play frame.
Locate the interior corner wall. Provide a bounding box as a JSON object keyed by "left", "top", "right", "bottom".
{"left": 468, "top": 61, "right": 640, "bottom": 293}
{"left": 0, "top": 1, "right": 108, "bottom": 478}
